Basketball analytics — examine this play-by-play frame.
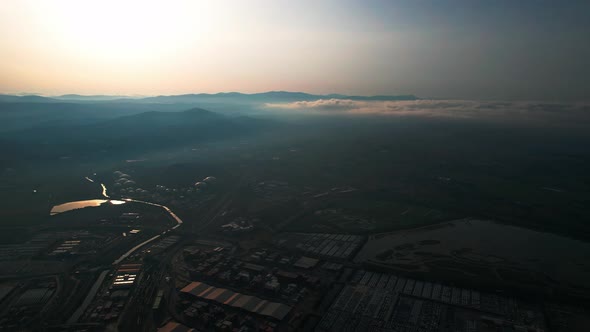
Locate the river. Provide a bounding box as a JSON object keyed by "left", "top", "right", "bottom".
{"left": 95, "top": 179, "right": 183, "bottom": 265}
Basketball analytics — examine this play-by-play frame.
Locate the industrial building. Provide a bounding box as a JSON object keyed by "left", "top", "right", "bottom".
{"left": 112, "top": 263, "right": 141, "bottom": 289}
{"left": 180, "top": 281, "right": 292, "bottom": 321}
{"left": 157, "top": 321, "right": 196, "bottom": 332}
{"left": 275, "top": 233, "right": 364, "bottom": 260}
{"left": 293, "top": 256, "right": 319, "bottom": 269}
{"left": 49, "top": 239, "right": 81, "bottom": 256}
{"left": 149, "top": 235, "right": 180, "bottom": 253}
{"left": 317, "top": 269, "right": 547, "bottom": 332}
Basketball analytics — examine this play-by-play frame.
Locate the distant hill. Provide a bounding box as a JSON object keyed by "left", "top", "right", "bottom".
{"left": 0, "top": 107, "right": 272, "bottom": 160}
{"left": 0, "top": 102, "right": 196, "bottom": 132}
{"left": 100, "top": 107, "right": 223, "bottom": 131}
{"left": 2, "top": 91, "right": 418, "bottom": 104}
{"left": 55, "top": 94, "right": 142, "bottom": 101}
{"left": 0, "top": 94, "right": 59, "bottom": 103}
{"left": 0, "top": 91, "right": 420, "bottom": 123}
{"left": 136, "top": 91, "right": 419, "bottom": 104}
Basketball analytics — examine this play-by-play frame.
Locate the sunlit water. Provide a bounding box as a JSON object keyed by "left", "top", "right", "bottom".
{"left": 50, "top": 199, "right": 125, "bottom": 215}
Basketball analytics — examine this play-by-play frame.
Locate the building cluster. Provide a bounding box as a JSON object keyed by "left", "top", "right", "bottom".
{"left": 48, "top": 239, "right": 81, "bottom": 256}
{"left": 85, "top": 298, "right": 123, "bottom": 323}
{"left": 44, "top": 232, "right": 115, "bottom": 260}
{"left": 173, "top": 243, "right": 341, "bottom": 329}
{"left": 247, "top": 249, "right": 294, "bottom": 266}
{"left": 148, "top": 235, "right": 181, "bottom": 255}
{"left": 0, "top": 231, "right": 92, "bottom": 261}
{"left": 179, "top": 281, "right": 291, "bottom": 329}
{"left": 0, "top": 278, "right": 56, "bottom": 329}
{"left": 274, "top": 232, "right": 365, "bottom": 260}
{"left": 112, "top": 263, "right": 141, "bottom": 289}
{"left": 317, "top": 269, "right": 547, "bottom": 332}
{"left": 183, "top": 248, "right": 316, "bottom": 306}
{"left": 81, "top": 263, "right": 144, "bottom": 325}
{"left": 157, "top": 321, "right": 196, "bottom": 332}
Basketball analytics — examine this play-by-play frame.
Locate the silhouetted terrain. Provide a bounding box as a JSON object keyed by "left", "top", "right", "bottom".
{"left": 1, "top": 94, "right": 590, "bottom": 331}
{"left": 1, "top": 96, "right": 589, "bottom": 240}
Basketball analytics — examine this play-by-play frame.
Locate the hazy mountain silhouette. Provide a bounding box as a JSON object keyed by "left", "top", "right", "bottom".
{"left": 2, "top": 91, "right": 418, "bottom": 104}
{"left": 0, "top": 92, "right": 419, "bottom": 122}
{"left": 0, "top": 107, "right": 271, "bottom": 160}
{"left": 136, "top": 91, "right": 419, "bottom": 103}
{"left": 0, "top": 94, "right": 59, "bottom": 103}
{"left": 55, "top": 94, "right": 141, "bottom": 101}
{"left": 0, "top": 102, "right": 200, "bottom": 132}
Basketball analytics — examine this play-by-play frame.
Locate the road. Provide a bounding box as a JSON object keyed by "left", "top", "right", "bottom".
{"left": 67, "top": 270, "right": 109, "bottom": 324}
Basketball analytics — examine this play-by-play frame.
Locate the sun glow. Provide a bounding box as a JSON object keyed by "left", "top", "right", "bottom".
{"left": 31, "top": 0, "right": 213, "bottom": 64}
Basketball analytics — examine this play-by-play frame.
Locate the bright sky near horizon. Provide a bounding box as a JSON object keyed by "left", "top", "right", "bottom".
{"left": 0, "top": 0, "right": 588, "bottom": 100}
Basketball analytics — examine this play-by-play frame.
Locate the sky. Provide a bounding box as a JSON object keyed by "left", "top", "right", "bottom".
{"left": 0, "top": 0, "right": 589, "bottom": 100}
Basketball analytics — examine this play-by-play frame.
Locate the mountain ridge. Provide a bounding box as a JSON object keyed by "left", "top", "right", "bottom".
{"left": 1, "top": 91, "right": 419, "bottom": 103}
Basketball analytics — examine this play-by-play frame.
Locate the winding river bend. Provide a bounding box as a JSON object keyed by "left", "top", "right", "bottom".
{"left": 96, "top": 180, "right": 183, "bottom": 265}
{"left": 54, "top": 178, "right": 183, "bottom": 264}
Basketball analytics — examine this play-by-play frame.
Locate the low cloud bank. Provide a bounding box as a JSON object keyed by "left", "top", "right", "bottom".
{"left": 265, "top": 99, "right": 590, "bottom": 125}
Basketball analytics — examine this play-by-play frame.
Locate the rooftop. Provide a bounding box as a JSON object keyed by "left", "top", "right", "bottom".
{"left": 181, "top": 281, "right": 292, "bottom": 321}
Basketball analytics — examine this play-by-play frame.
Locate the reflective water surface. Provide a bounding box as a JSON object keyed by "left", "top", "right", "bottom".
{"left": 50, "top": 199, "right": 125, "bottom": 215}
